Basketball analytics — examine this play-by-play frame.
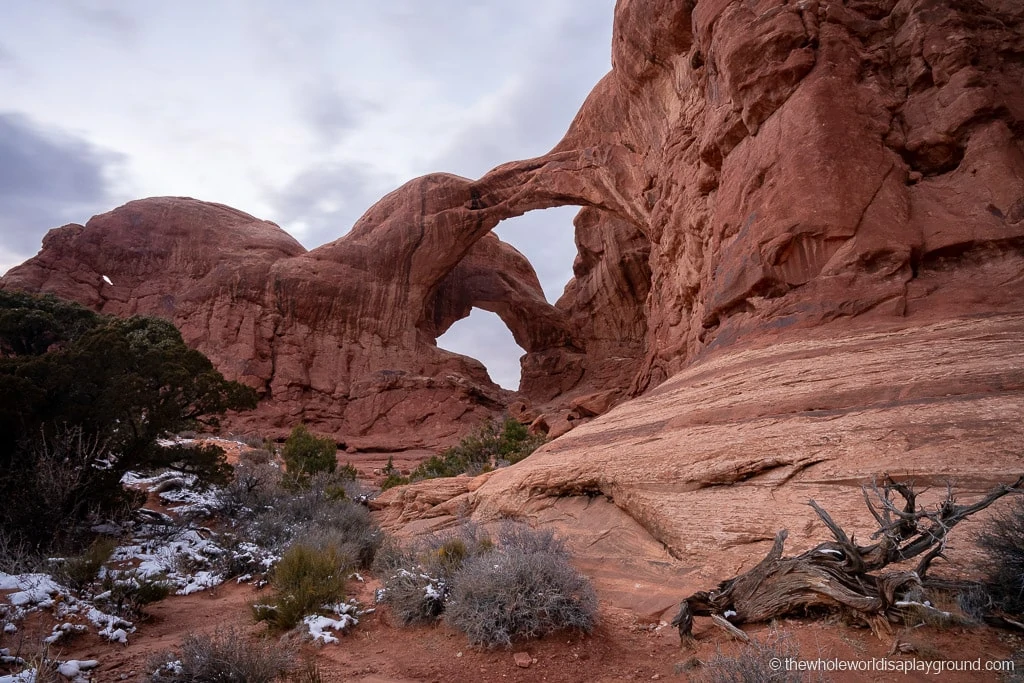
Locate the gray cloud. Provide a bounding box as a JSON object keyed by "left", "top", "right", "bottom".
{"left": 302, "top": 88, "right": 381, "bottom": 144}
{"left": 428, "top": 3, "right": 614, "bottom": 178}
{"left": 270, "top": 161, "right": 398, "bottom": 249}
{"left": 0, "top": 113, "right": 123, "bottom": 265}
{"left": 0, "top": 44, "right": 14, "bottom": 68}
{"left": 65, "top": 2, "right": 139, "bottom": 43}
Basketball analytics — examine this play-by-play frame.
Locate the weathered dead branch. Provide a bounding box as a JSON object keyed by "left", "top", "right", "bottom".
{"left": 672, "top": 475, "right": 1024, "bottom": 640}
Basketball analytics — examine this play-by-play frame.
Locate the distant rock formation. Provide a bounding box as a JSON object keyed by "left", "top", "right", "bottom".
{"left": 4, "top": 0, "right": 1023, "bottom": 462}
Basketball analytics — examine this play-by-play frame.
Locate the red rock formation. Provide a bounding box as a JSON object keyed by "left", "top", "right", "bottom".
{"left": 369, "top": 0, "right": 1024, "bottom": 608}
{"left": 4, "top": 0, "right": 1023, "bottom": 459}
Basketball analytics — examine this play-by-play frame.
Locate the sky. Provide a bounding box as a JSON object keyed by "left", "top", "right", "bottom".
{"left": 0, "top": 0, "right": 615, "bottom": 389}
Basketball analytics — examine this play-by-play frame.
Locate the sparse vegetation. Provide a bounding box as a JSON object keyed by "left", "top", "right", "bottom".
{"left": 282, "top": 425, "right": 337, "bottom": 480}
{"left": 97, "top": 569, "right": 174, "bottom": 620}
{"left": 693, "top": 629, "right": 811, "bottom": 683}
{"left": 377, "top": 522, "right": 596, "bottom": 648}
{"left": 150, "top": 628, "right": 293, "bottom": 682}
{"left": 444, "top": 524, "right": 597, "bottom": 648}
{"left": 979, "top": 496, "right": 1024, "bottom": 615}
{"left": 380, "top": 417, "right": 545, "bottom": 490}
{"left": 214, "top": 465, "right": 380, "bottom": 578}
{"left": 0, "top": 290, "right": 256, "bottom": 555}
{"left": 253, "top": 544, "right": 349, "bottom": 631}
{"left": 54, "top": 536, "right": 118, "bottom": 591}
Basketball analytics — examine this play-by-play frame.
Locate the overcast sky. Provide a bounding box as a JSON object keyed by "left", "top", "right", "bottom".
{"left": 0, "top": 0, "right": 615, "bottom": 389}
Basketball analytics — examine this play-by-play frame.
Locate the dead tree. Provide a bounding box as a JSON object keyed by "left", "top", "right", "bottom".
{"left": 672, "top": 475, "right": 1024, "bottom": 640}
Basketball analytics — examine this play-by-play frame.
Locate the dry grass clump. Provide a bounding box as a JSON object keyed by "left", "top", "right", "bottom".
{"left": 149, "top": 627, "right": 293, "bottom": 682}
{"left": 692, "top": 629, "right": 814, "bottom": 683}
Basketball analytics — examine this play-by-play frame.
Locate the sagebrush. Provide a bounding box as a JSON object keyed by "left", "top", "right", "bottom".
{"left": 979, "top": 496, "right": 1024, "bottom": 615}
{"left": 215, "top": 464, "right": 380, "bottom": 577}
{"left": 692, "top": 629, "right": 815, "bottom": 683}
{"left": 377, "top": 522, "right": 596, "bottom": 647}
{"left": 150, "top": 627, "right": 293, "bottom": 682}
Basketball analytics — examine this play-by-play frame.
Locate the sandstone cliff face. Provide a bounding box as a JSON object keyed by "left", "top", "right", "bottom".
{"left": 373, "top": 0, "right": 1024, "bottom": 609}
{"left": 4, "top": 0, "right": 1023, "bottom": 469}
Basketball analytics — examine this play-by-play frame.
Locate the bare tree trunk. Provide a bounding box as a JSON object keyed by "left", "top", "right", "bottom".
{"left": 672, "top": 475, "right": 1024, "bottom": 640}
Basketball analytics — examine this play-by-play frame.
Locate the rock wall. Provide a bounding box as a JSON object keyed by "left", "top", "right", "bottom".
{"left": 4, "top": 0, "right": 1023, "bottom": 457}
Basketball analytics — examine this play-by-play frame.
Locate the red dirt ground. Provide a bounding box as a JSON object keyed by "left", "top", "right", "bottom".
{"left": 4, "top": 447, "right": 1020, "bottom": 682}
{"left": 13, "top": 569, "right": 1017, "bottom": 683}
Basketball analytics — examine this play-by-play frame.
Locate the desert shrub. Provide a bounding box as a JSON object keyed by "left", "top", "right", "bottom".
{"left": 97, "top": 570, "right": 173, "bottom": 619}
{"left": 379, "top": 457, "right": 410, "bottom": 490}
{"left": 282, "top": 425, "right": 337, "bottom": 479}
{"left": 0, "top": 291, "right": 256, "bottom": 553}
{"left": 376, "top": 524, "right": 494, "bottom": 626}
{"left": 417, "top": 523, "right": 494, "bottom": 577}
{"left": 692, "top": 629, "right": 811, "bottom": 683}
{"left": 380, "top": 417, "right": 545, "bottom": 491}
{"left": 253, "top": 544, "right": 348, "bottom": 631}
{"left": 378, "top": 568, "right": 449, "bottom": 625}
{"left": 444, "top": 527, "right": 597, "bottom": 648}
{"left": 214, "top": 465, "right": 379, "bottom": 576}
{"left": 150, "top": 627, "right": 293, "bottom": 682}
{"left": 336, "top": 461, "right": 358, "bottom": 482}
{"left": 379, "top": 522, "right": 595, "bottom": 647}
{"left": 0, "top": 528, "right": 42, "bottom": 574}
{"left": 290, "top": 658, "right": 324, "bottom": 683}
{"left": 55, "top": 536, "right": 118, "bottom": 591}
{"left": 496, "top": 418, "right": 547, "bottom": 465}
{"left": 240, "top": 448, "right": 273, "bottom": 466}
{"left": 238, "top": 433, "right": 267, "bottom": 449}
{"left": 979, "top": 496, "right": 1024, "bottom": 615}
{"left": 159, "top": 443, "right": 233, "bottom": 487}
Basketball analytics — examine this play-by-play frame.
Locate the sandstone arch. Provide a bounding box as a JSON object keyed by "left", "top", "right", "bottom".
{"left": 4, "top": 0, "right": 1023, "bottom": 454}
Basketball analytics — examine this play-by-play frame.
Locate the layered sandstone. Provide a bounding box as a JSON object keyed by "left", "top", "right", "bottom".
{"left": 4, "top": 0, "right": 1023, "bottom": 485}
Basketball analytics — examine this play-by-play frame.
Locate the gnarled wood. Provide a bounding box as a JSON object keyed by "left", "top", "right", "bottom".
{"left": 674, "top": 475, "right": 1024, "bottom": 640}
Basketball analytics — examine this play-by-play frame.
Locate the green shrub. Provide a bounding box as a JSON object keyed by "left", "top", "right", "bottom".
{"left": 979, "top": 496, "right": 1024, "bottom": 615}
{"left": 253, "top": 544, "right": 348, "bottom": 631}
{"left": 381, "top": 417, "right": 545, "bottom": 490}
{"left": 159, "top": 443, "right": 233, "bottom": 487}
{"left": 150, "top": 627, "right": 293, "bottom": 682}
{"left": 282, "top": 425, "right": 337, "bottom": 479}
{"left": 98, "top": 570, "right": 173, "bottom": 619}
{"left": 56, "top": 536, "right": 118, "bottom": 591}
{"left": 0, "top": 291, "right": 257, "bottom": 554}
{"left": 379, "top": 456, "right": 409, "bottom": 490}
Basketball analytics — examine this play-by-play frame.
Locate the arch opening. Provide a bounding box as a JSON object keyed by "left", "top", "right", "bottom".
{"left": 436, "top": 307, "right": 525, "bottom": 390}
{"left": 493, "top": 205, "right": 581, "bottom": 304}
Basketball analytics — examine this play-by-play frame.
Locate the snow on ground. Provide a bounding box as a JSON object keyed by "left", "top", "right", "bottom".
{"left": 303, "top": 601, "right": 367, "bottom": 644}
{"left": 2, "top": 446, "right": 369, "bottom": 681}
{"left": 0, "top": 462, "right": 249, "bottom": 680}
